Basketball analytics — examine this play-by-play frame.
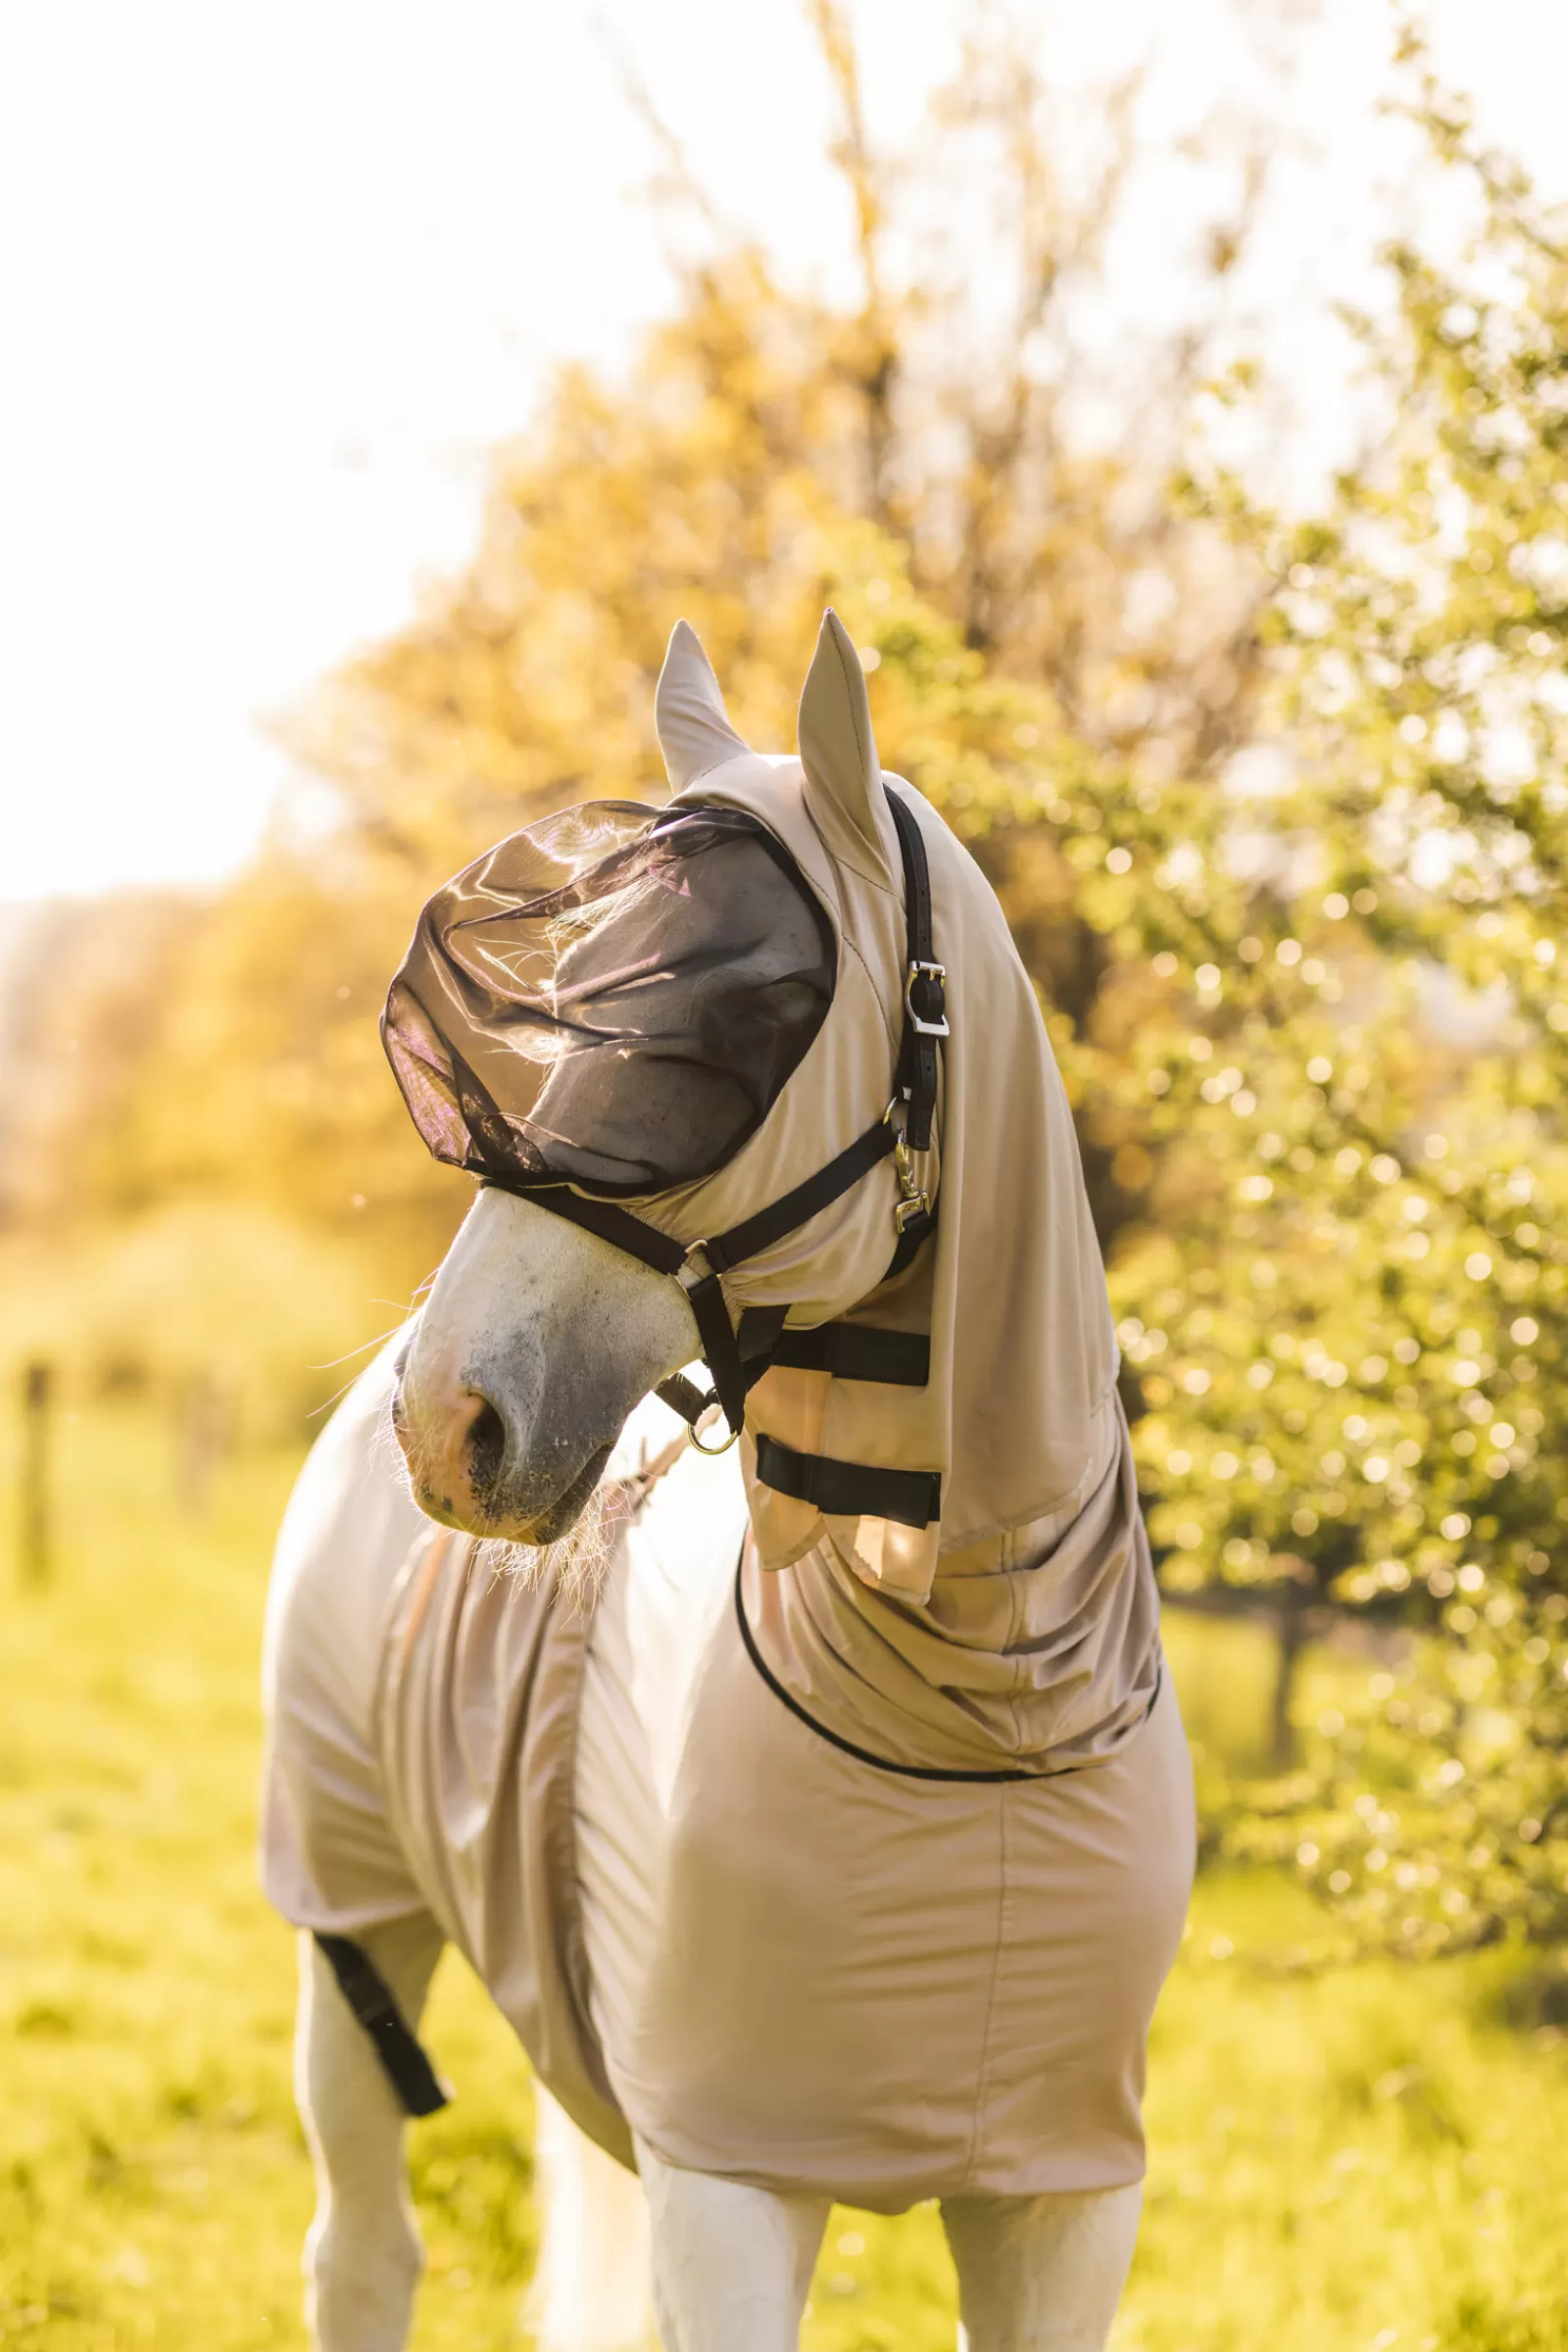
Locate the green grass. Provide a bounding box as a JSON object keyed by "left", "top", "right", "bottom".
{"left": 2, "top": 1402, "right": 1565, "bottom": 2349}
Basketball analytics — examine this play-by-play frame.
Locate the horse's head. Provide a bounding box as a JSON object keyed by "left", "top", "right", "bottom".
{"left": 392, "top": 611, "right": 896, "bottom": 1543}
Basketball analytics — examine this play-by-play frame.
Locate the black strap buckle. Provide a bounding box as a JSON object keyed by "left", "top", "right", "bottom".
{"left": 905, "top": 958, "right": 949, "bottom": 1038}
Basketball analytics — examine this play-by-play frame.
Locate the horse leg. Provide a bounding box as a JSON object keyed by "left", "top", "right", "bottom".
{"left": 940, "top": 2183, "right": 1144, "bottom": 2352}
{"left": 295, "top": 1915, "right": 445, "bottom": 2352}
{"left": 634, "top": 2137, "right": 829, "bottom": 2352}
{"left": 527, "top": 2085, "right": 659, "bottom": 2351}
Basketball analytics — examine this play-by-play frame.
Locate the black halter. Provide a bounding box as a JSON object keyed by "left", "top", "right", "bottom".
{"left": 480, "top": 783, "right": 949, "bottom": 1530}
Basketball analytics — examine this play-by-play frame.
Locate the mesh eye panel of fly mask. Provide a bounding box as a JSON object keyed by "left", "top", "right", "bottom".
{"left": 382, "top": 802, "right": 837, "bottom": 1200}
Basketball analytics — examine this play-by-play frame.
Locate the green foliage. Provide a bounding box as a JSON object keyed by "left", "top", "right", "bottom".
{"left": 1174, "top": 26, "right": 1568, "bottom": 1940}
{"left": 1256, "top": 1591, "right": 1568, "bottom": 1962}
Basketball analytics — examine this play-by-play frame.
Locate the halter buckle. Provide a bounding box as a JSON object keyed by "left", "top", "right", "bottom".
{"left": 905, "top": 958, "right": 949, "bottom": 1038}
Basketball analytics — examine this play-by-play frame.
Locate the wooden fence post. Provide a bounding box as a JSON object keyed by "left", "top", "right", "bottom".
{"left": 21, "top": 1360, "right": 53, "bottom": 1586}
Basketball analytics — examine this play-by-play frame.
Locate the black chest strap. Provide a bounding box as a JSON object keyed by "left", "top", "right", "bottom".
{"left": 754, "top": 1434, "right": 941, "bottom": 1531}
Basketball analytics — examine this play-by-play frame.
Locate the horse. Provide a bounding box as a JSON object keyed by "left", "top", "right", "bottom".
{"left": 260, "top": 612, "right": 1196, "bottom": 2351}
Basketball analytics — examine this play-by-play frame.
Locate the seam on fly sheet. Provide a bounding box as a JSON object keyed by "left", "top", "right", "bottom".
{"left": 732, "top": 1558, "right": 1120, "bottom": 1784}
{"left": 839, "top": 928, "right": 905, "bottom": 1060}
{"left": 960, "top": 1786, "right": 1011, "bottom": 2192}
{"left": 1004, "top": 1527, "right": 1025, "bottom": 1760}
{"left": 556, "top": 1573, "right": 612, "bottom": 2110}
{"left": 799, "top": 780, "right": 903, "bottom": 902}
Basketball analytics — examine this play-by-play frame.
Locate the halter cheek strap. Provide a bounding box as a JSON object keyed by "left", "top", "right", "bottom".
{"left": 482, "top": 781, "right": 949, "bottom": 1528}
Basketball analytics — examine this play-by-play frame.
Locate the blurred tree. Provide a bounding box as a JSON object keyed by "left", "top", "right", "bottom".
{"left": 26, "top": 2, "right": 1568, "bottom": 1879}
{"left": 0, "top": 892, "right": 191, "bottom": 1226}
{"left": 1188, "top": 17, "right": 1568, "bottom": 1923}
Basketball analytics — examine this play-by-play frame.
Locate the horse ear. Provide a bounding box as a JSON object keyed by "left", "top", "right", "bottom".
{"left": 797, "top": 610, "right": 898, "bottom": 880}
{"left": 656, "top": 620, "right": 750, "bottom": 789}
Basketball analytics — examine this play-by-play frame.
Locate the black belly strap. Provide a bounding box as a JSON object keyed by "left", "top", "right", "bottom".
{"left": 313, "top": 1933, "right": 450, "bottom": 2119}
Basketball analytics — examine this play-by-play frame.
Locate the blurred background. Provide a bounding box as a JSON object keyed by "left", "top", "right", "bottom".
{"left": 6, "top": 1, "right": 1568, "bottom": 2343}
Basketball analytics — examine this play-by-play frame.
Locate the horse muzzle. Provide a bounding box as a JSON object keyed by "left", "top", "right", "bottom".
{"left": 391, "top": 1349, "right": 612, "bottom": 1543}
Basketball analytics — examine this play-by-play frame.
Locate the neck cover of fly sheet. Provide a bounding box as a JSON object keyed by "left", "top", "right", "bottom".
{"left": 383, "top": 612, "right": 1121, "bottom": 1603}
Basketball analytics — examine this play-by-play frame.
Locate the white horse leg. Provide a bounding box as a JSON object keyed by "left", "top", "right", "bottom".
{"left": 527, "top": 2085, "right": 659, "bottom": 2351}
{"left": 634, "top": 2138, "right": 829, "bottom": 2352}
{"left": 942, "top": 2183, "right": 1144, "bottom": 2352}
{"left": 295, "top": 1915, "right": 445, "bottom": 2352}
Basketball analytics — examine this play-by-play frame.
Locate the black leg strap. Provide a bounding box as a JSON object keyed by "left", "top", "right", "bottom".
{"left": 754, "top": 1433, "right": 942, "bottom": 1529}
{"left": 313, "top": 1934, "right": 450, "bottom": 2119}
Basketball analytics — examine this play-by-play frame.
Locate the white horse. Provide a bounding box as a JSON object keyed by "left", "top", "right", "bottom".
{"left": 261, "top": 613, "right": 1194, "bottom": 2351}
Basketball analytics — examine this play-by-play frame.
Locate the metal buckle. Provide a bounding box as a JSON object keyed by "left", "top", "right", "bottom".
{"left": 890, "top": 1122, "right": 930, "bottom": 1235}
{"left": 905, "top": 958, "right": 949, "bottom": 1038}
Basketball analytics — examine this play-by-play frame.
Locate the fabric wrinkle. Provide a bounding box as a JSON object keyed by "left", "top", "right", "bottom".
{"left": 961, "top": 1788, "right": 1012, "bottom": 2195}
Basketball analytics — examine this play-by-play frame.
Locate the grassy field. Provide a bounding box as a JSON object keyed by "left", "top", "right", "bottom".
{"left": 2, "top": 1400, "right": 1566, "bottom": 2349}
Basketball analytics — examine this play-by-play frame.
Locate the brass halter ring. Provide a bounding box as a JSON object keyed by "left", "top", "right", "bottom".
{"left": 688, "top": 1404, "right": 740, "bottom": 1455}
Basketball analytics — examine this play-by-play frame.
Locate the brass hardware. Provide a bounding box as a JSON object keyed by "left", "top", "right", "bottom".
{"left": 688, "top": 1405, "right": 740, "bottom": 1455}
{"left": 890, "top": 1122, "right": 930, "bottom": 1234}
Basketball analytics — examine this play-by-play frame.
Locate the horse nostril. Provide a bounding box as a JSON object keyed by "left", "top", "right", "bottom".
{"left": 466, "top": 1396, "right": 508, "bottom": 1498}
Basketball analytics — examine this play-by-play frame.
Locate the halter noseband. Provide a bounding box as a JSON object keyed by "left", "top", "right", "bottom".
{"left": 482, "top": 784, "right": 948, "bottom": 1530}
